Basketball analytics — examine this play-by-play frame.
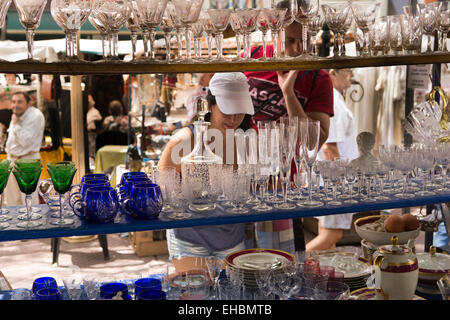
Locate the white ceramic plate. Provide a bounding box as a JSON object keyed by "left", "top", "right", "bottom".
{"left": 226, "top": 248, "right": 294, "bottom": 271}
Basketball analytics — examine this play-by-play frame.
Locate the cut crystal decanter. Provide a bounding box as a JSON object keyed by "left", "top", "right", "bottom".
{"left": 181, "top": 96, "right": 223, "bottom": 213}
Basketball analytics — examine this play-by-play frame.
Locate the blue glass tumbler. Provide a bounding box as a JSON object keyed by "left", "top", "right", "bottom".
{"left": 32, "top": 276, "right": 57, "bottom": 294}
{"left": 136, "top": 289, "right": 166, "bottom": 300}
{"left": 35, "top": 288, "right": 62, "bottom": 300}
{"left": 100, "top": 282, "right": 131, "bottom": 300}
{"left": 119, "top": 171, "right": 148, "bottom": 185}
{"left": 69, "top": 179, "right": 110, "bottom": 209}
{"left": 134, "top": 278, "right": 162, "bottom": 298}
{"left": 122, "top": 183, "right": 163, "bottom": 220}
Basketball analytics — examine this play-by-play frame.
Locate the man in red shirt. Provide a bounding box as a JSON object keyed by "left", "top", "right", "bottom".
{"left": 243, "top": 0, "right": 334, "bottom": 253}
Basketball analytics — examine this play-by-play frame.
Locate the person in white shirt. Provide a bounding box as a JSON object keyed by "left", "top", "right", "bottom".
{"left": 307, "top": 68, "right": 357, "bottom": 251}
{"left": 86, "top": 94, "right": 102, "bottom": 167}
{"left": 4, "top": 91, "right": 45, "bottom": 206}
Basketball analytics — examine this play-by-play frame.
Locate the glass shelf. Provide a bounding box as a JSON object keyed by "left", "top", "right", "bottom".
{"left": 0, "top": 192, "right": 449, "bottom": 242}
{"left": 0, "top": 52, "right": 449, "bottom": 75}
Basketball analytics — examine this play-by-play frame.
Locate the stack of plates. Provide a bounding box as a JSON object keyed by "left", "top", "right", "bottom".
{"left": 225, "top": 248, "right": 295, "bottom": 288}
{"left": 314, "top": 251, "right": 371, "bottom": 291}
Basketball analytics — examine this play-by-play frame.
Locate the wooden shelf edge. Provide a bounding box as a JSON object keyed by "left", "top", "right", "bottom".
{"left": 0, "top": 53, "right": 449, "bottom": 75}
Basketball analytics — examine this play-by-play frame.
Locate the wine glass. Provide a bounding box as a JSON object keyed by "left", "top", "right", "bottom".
{"left": 50, "top": 0, "right": 94, "bottom": 61}
{"left": 273, "top": 0, "right": 293, "bottom": 60}
{"left": 125, "top": 0, "right": 141, "bottom": 62}
{"left": 191, "top": 17, "right": 205, "bottom": 61}
{"left": 256, "top": 9, "right": 270, "bottom": 60}
{"left": 167, "top": 171, "right": 192, "bottom": 219}
{"left": 263, "top": 7, "right": 287, "bottom": 60}
{"left": 13, "top": 160, "right": 43, "bottom": 228}
{"left": 160, "top": 11, "right": 175, "bottom": 63}
{"left": 351, "top": 1, "right": 380, "bottom": 56}
{"left": 237, "top": 8, "right": 260, "bottom": 61}
{"left": 437, "top": 1, "right": 450, "bottom": 52}
{"left": 291, "top": 0, "right": 320, "bottom": 59}
{"left": 205, "top": 256, "right": 223, "bottom": 300}
{"left": 0, "top": 162, "right": 12, "bottom": 230}
{"left": 298, "top": 119, "right": 323, "bottom": 208}
{"left": 207, "top": 9, "right": 232, "bottom": 61}
{"left": 230, "top": 11, "right": 244, "bottom": 61}
{"left": 415, "top": 147, "right": 436, "bottom": 196}
{"left": 88, "top": 12, "right": 110, "bottom": 60}
{"left": 171, "top": 0, "right": 205, "bottom": 63}
{"left": 0, "top": 1, "right": 12, "bottom": 61}
{"left": 135, "top": 0, "right": 169, "bottom": 62}
{"left": 308, "top": 13, "right": 324, "bottom": 57}
{"left": 344, "top": 162, "right": 358, "bottom": 204}
{"left": 92, "top": 0, "right": 131, "bottom": 61}
{"left": 321, "top": 2, "right": 352, "bottom": 58}
{"left": 338, "top": 7, "right": 353, "bottom": 57}
{"left": 417, "top": 1, "right": 441, "bottom": 53}
{"left": 47, "top": 161, "right": 77, "bottom": 226}
{"left": 166, "top": 1, "right": 185, "bottom": 62}
{"left": 13, "top": 0, "right": 48, "bottom": 62}
{"left": 15, "top": 159, "right": 43, "bottom": 221}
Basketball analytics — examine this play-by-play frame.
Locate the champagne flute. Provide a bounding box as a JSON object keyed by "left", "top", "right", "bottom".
{"left": 47, "top": 161, "right": 77, "bottom": 226}
{"left": 298, "top": 119, "right": 323, "bottom": 207}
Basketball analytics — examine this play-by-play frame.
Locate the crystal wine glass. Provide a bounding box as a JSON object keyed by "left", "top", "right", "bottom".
{"left": 273, "top": 0, "right": 293, "bottom": 60}
{"left": 191, "top": 17, "right": 205, "bottom": 61}
{"left": 200, "top": 10, "right": 214, "bottom": 61}
{"left": 437, "top": 1, "right": 450, "bottom": 52}
{"left": 298, "top": 119, "right": 323, "bottom": 207}
{"left": 125, "top": 0, "right": 141, "bottom": 62}
{"left": 351, "top": 1, "right": 380, "bottom": 56}
{"left": 0, "top": 1, "right": 12, "bottom": 61}
{"left": 338, "top": 7, "right": 353, "bottom": 57}
{"left": 256, "top": 9, "right": 270, "bottom": 61}
{"left": 13, "top": 161, "right": 43, "bottom": 228}
{"left": 171, "top": 0, "right": 205, "bottom": 63}
{"left": 230, "top": 10, "right": 244, "bottom": 61}
{"left": 205, "top": 256, "right": 223, "bottom": 300}
{"left": 263, "top": 7, "right": 287, "bottom": 60}
{"left": 47, "top": 161, "right": 77, "bottom": 226}
{"left": 50, "top": 0, "right": 93, "bottom": 61}
{"left": 416, "top": 1, "right": 441, "bottom": 53}
{"left": 160, "top": 11, "right": 175, "bottom": 63}
{"left": 0, "top": 163, "right": 12, "bottom": 230}
{"left": 308, "top": 13, "right": 324, "bottom": 57}
{"left": 321, "top": 2, "right": 352, "bottom": 58}
{"left": 92, "top": 0, "right": 131, "bottom": 61}
{"left": 166, "top": 1, "right": 185, "bottom": 62}
{"left": 13, "top": 0, "right": 48, "bottom": 62}
{"left": 88, "top": 12, "right": 110, "bottom": 60}
{"left": 135, "top": 0, "right": 169, "bottom": 62}
{"left": 207, "top": 8, "right": 232, "bottom": 61}
{"left": 415, "top": 147, "right": 436, "bottom": 196}
{"left": 237, "top": 8, "right": 260, "bottom": 61}
{"left": 291, "top": 0, "right": 320, "bottom": 59}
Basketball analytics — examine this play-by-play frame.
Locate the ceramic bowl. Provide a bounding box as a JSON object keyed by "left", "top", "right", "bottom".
{"left": 354, "top": 215, "right": 420, "bottom": 245}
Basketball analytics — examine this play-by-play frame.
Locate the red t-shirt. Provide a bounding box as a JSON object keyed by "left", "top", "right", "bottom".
{"left": 244, "top": 45, "right": 334, "bottom": 129}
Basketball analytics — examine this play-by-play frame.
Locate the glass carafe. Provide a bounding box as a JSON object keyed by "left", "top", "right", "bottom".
{"left": 181, "top": 97, "right": 223, "bottom": 213}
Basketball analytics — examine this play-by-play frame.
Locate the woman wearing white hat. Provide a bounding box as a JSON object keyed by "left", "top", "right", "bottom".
{"left": 158, "top": 72, "right": 255, "bottom": 260}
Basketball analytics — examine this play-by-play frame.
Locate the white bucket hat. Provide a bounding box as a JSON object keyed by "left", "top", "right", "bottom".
{"left": 208, "top": 72, "right": 255, "bottom": 115}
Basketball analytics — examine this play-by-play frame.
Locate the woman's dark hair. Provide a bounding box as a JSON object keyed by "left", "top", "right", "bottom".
{"left": 205, "top": 90, "right": 252, "bottom": 131}
{"left": 108, "top": 100, "right": 124, "bottom": 117}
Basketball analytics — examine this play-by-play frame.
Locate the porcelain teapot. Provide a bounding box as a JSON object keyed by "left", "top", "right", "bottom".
{"left": 371, "top": 236, "right": 419, "bottom": 300}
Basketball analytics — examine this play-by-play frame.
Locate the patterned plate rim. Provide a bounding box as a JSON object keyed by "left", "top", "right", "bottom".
{"left": 226, "top": 248, "right": 295, "bottom": 268}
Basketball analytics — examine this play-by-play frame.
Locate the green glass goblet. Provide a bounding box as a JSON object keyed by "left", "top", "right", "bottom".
{"left": 0, "top": 166, "right": 12, "bottom": 230}
{"left": 13, "top": 166, "right": 43, "bottom": 228}
{"left": 15, "top": 159, "right": 44, "bottom": 216}
{"left": 0, "top": 159, "right": 11, "bottom": 215}
{"left": 47, "top": 161, "right": 77, "bottom": 226}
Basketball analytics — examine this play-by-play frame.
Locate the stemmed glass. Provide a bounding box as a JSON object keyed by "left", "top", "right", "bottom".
{"left": 227, "top": 169, "right": 251, "bottom": 214}
{"left": 298, "top": 119, "right": 323, "bottom": 208}
{"left": 92, "top": 0, "right": 131, "bottom": 61}
{"left": 0, "top": 1, "right": 12, "bottom": 57}
{"left": 338, "top": 8, "right": 353, "bottom": 58}
{"left": 267, "top": 121, "right": 282, "bottom": 204}
{"left": 13, "top": 0, "right": 47, "bottom": 62}
{"left": 291, "top": 0, "right": 320, "bottom": 59}
{"left": 264, "top": 7, "right": 287, "bottom": 60}
{"left": 166, "top": 2, "right": 185, "bottom": 62}
{"left": 207, "top": 9, "right": 231, "bottom": 61}
{"left": 0, "top": 161, "right": 12, "bottom": 230}
{"left": 257, "top": 10, "right": 270, "bottom": 61}
{"left": 200, "top": 10, "right": 214, "bottom": 61}
{"left": 230, "top": 11, "right": 244, "bottom": 61}
{"left": 316, "top": 160, "right": 333, "bottom": 202}
{"left": 171, "top": 0, "right": 205, "bottom": 63}
{"left": 415, "top": 147, "right": 436, "bottom": 196}
{"left": 205, "top": 256, "right": 223, "bottom": 300}
{"left": 47, "top": 161, "right": 77, "bottom": 226}
{"left": 273, "top": 0, "right": 293, "bottom": 60}
{"left": 238, "top": 8, "right": 260, "bottom": 61}
{"left": 327, "top": 160, "right": 343, "bottom": 206}
{"left": 50, "top": 0, "right": 93, "bottom": 61}
{"left": 435, "top": 143, "right": 450, "bottom": 192}
{"left": 252, "top": 122, "right": 273, "bottom": 212}
{"left": 308, "top": 14, "right": 324, "bottom": 57}
{"left": 191, "top": 17, "right": 204, "bottom": 61}
{"left": 125, "top": 0, "right": 141, "bottom": 62}
{"left": 416, "top": 2, "right": 441, "bottom": 53}
{"left": 351, "top": 2, "right": 380, "bottom": 56}
{"left": 88, "top": 11, "right": 110, "bottom": 60}
{"left": 167, "top": 172, "right": 191, "bottom": 219}
{"left": 437, "top": 1, "right": 450, "bottom": 52}
{"left": 13, "top": 159, "right": 43, "bottom": 228}
{"left": 344, "top": 163, "right": 358, "bottom": 204}
{"left": 276, "top": 117, "right": 297, "bottom": 210}
{"left": 373, "top": 161, "right": 390, "bottom": 201}
{"left": 321, "top": 2, "right": 351, "bottom": 58}
{"left": 160, "top": 11, "right": 175, "bottom": 63}
{"left": 393, "top": 148, "right": 416, "bottom": 199}
{"left": 135, "top": 0, "right": 169, "bottom": 62}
